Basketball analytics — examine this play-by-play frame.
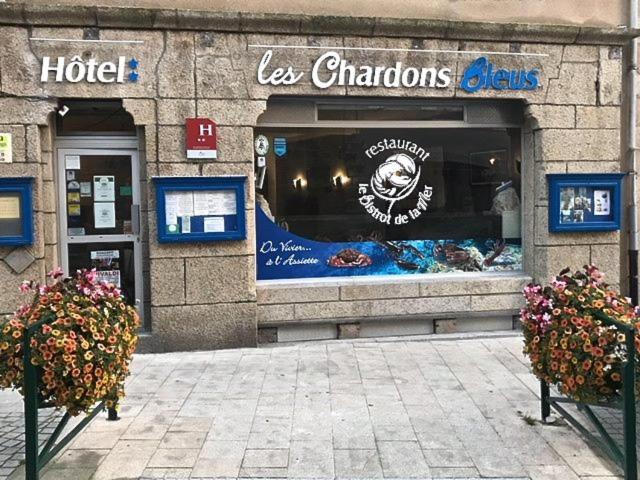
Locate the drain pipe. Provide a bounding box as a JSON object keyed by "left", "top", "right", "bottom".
{"left": 629, "top": 0, "right": 639, "bottom": 305}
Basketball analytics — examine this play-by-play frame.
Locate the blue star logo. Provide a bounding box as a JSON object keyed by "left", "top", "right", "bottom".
{"left": 128, "top": 58, "right": 139, "bottom": 69}
{"left": 128, "top": 71, "right": 139, "bottom": 82}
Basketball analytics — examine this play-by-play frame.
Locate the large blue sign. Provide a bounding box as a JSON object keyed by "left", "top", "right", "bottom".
{"left": 459, "top": 56, "right": 539, "bottom": 93}
{"left": 256, "top": 207, "right": 522, "bottom": 280}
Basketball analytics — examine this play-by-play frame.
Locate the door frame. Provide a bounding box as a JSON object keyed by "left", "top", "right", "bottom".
{"left": 55, "top": 137, "right": 145, "bottom": 322}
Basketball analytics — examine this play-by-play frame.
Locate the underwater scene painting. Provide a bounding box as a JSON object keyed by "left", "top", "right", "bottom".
{"left": 256, "top": 207, "right": 522, "bottom": 281}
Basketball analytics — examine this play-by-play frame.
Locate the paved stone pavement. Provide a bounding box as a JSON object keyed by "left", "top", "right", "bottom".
{"left": 3, "top": 332, "right": 625, "bottom": 479}
{"left": 0, "top": 391, "right": 63, "bottom": 480}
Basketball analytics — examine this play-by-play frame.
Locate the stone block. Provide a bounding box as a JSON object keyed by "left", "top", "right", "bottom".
{"left": 590, "top": 244, "right": 621, "bottom": 285}
{"left": 156, "top": 162, "right": 200, "bottom": 177}
{"left": 575, "top": 106, "right": 620, "bottom": 129}
{"left": 535, "top": 128, "right": 619, "bottom": 161}
{"left": 257, "top": 304, "right": 295, "bottom": 324}
{"left": 565, "top": 161, "right": 621, "bottom": 175}
{"left": 143, "top": 125, "right": 158, "bottom": 160}
{"left": 0, "top": 27, "right": 44, "bottom": 97}
{"left": 340, "top": 283, "right": 419, "bottom": 300}
{"left": 257, "top": 285, "right": 339, "bottom": 304}
{"left": 0, "top": 125, "right": 25, "bottom": 163}
{"left": 533, "top": 245, "right": 591, "bottom": 283}
{"left": 159, "top": 32, "right": 196, "bottom": 98}
{"left": 470, "top": 293, "right": 523, "bottom": 311}
{"left": 25, "top": 125, "right": 41, "bottom": 163}
{"left": 257, "top": 327, "right": 278, "bottom": 344}
{"left": 545, "top": 62, "right": 597, "bottom": 105}
{"left": 151, "top": 302, "right": 256, "bottom": 351}
{"left": 337, "top": 322, "right": 360, "bottom": 339}
{"left": 150, "top": 258, "right": 185, "bottom": 306}
{"left": 419, "top": 275, "right": 530, "bottom": 296}
{"left": 196, "top": 55, "right": 249, "bottom": 99}
{"left": 0, "top": 260, "right": 43, "bottom": 315}
{"left": 185, "top": 255, "right": 255, "bottom": 304}
{"left": 123, "top": 99, "right": 156, "bottom": 125}
{"left": 158, "top": 99, "right": 195, "bottom": 125}
{"left": 525, "top": 105, "right": 574, "bottom": 130}
{"left": 371, "top": 295, "right": 471, "bottom": 317}
{"left": 197, "top": 99, "right": 267, "bottom": 126}
{"left": 562, "top": 45, "right": 598, "bottom": 63}
{"left": 215, "top": 127, "right": 254, "bottom": 163}
{"left": 0, "top": 98, "right": 55, "bottom": 125}
{"left": 598, "top": 46, "right": 622, "bottom": 106}
{"left": 295, "top": 300, "right": 373, "bottom": 320}
{"left": 157, "top": 126, "right": 185, "bottom": 162}
{"left": 43, "top": 212, "right": 58, "bottom": 245}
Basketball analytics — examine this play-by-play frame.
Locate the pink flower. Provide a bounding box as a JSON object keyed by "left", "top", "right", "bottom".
{"left": 19, "top": 281, "right": 31, "bottom": 293}
{"left": 47, "top": 267, "right": 64, "bottom": 279}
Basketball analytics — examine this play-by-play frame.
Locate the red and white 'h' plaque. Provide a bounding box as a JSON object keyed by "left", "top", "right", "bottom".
{"left": 186, "top": 118, "right": 217, "bottom": 159}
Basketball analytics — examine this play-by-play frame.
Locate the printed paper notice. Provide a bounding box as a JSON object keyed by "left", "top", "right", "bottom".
{"left": 0, "top": 133, "right": 12, "bottom": 164}
{"left": 0, "top": 196, "right": 20, "bottom": 219}
{"left": 594, "top": 190, "right": 611, "bottom": 216}
{"left": 193, "top": 190, "right": 236, "bottom": 216}
{"left": 165, "top": 192, "right": 194, "bottom": 226}
{"left": 95, "top": 270, "right": 121, "bottom": 288}
{"left": 65, "top": 155, "right": 80, "bottom": 170}
{"left": 93, "top": 176, "right": 115, "bottom": 202}
{"left": 204, "top": 216, "right": 225, "bottom": 233}
{"left": 94, "top": 202, "right": 116, "bottom": 228}
{"left": 80, "top": 182, "right": 92, "bottom": 197}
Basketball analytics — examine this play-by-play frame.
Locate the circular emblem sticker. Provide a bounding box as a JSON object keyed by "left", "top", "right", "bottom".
{"left": 358, "top": 138, "right": 433, "bottom": 226}
{"left": 255, "top": 135, "right": 269, "bottom": 156}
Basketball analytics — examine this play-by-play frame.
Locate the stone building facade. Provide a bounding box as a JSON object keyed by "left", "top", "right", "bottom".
{"left": 0, "top": 3, "right": 635, "bottom": 351}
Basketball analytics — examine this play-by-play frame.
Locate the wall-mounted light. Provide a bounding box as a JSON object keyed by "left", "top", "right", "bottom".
{"left": 293, "top": 176, "right": 307, "bottom": 190}
{"left": 332, "top": 171, "right": 350, "bottom": 189}
{"left": 58, "top": 105, "right": 70, "bottom": 117}
{"left": 488, "top": 157, "right": 496, "bottom": 166}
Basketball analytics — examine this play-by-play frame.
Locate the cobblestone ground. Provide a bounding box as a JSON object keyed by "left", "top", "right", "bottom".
{"left": 0, "top": 392, "right": 62, "bottom": 480}
{"left": 1, "top": 333, "right": 626, "bottom": 479}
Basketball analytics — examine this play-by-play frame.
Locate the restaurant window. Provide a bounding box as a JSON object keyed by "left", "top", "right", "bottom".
{"left": 255, "top": 99, "right": 523, "bottom": 281}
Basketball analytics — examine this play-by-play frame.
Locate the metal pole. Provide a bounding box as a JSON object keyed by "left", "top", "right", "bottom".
{"left": 23, "top": 326, "right": 39, "bottom": 480}
{"left": 622, "top": 328, "right": 637, "bottom": 480}
{"left": 628, "top": 0, "right": 639, "bottom": 305}
{"left": 540, "top": 380, "right": 550, "bottom": 421}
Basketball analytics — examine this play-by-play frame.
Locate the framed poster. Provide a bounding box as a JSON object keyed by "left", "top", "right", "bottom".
{"left": 153, "top": 176, "right": 246, "bottom": 243}
{"left": 547, "top": 173, "right": 624, "bottom": 232}
{"left": 0, "top": 177, "right": 34, "bottom": 246}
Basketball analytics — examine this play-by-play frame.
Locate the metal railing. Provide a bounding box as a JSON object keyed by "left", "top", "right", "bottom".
{"left": 22, "top": 316, "right": 117, "bottom": 480}
{"left": 540, "top": 310, "right": 637, "bottom": 480}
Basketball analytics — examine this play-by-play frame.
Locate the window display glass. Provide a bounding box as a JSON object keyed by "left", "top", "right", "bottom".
{"left": 255, "top": 126, "right": 522, "bottom": 280}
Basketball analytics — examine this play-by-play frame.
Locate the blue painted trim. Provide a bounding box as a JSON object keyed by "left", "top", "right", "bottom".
{"left": 152, "top": 176, "right": 246, "bottom": 243}
{"left": 0, "top": 177, "right": 34, "bottom": 246}
{"left": 547, "top": 173, "right": 625, "bottom": 233}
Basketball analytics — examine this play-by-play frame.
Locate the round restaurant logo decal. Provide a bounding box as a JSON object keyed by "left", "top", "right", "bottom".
{"left": 359, "top": 139, "right": 433, "bottom": 225}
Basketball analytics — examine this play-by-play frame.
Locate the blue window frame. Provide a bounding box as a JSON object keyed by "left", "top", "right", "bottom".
{"left": 547, "top": 173, "right": 624, "bottom": 233}
{"left": 153, "top": 176, "right": 246, "bottom": 243}
{"left": 0, "top": 177, "right": 34, "bottom": 246}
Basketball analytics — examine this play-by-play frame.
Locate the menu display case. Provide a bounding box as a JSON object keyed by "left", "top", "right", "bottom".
{"left": 153, "top": 176, "right": 246, "bottom": 243}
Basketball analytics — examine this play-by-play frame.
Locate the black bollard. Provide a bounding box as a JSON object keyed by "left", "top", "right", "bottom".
{"left": 107, "top": 407, "right": 119, "bottom": 421}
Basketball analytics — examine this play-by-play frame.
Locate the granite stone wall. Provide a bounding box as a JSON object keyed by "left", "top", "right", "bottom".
{"left": 0, "top": 15, "right": 626, "bottom": 350}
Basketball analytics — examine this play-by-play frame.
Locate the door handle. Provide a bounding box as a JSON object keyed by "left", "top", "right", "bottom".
{"left": 131, "top": 204, "right": 140, "bottom": 236}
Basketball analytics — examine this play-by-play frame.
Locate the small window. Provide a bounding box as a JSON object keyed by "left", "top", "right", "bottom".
{"left": 56, "top": 100, "right": 135, "bottom": 136}
{"left": 317, "top": 103, "right": 464, "bottom": 122}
